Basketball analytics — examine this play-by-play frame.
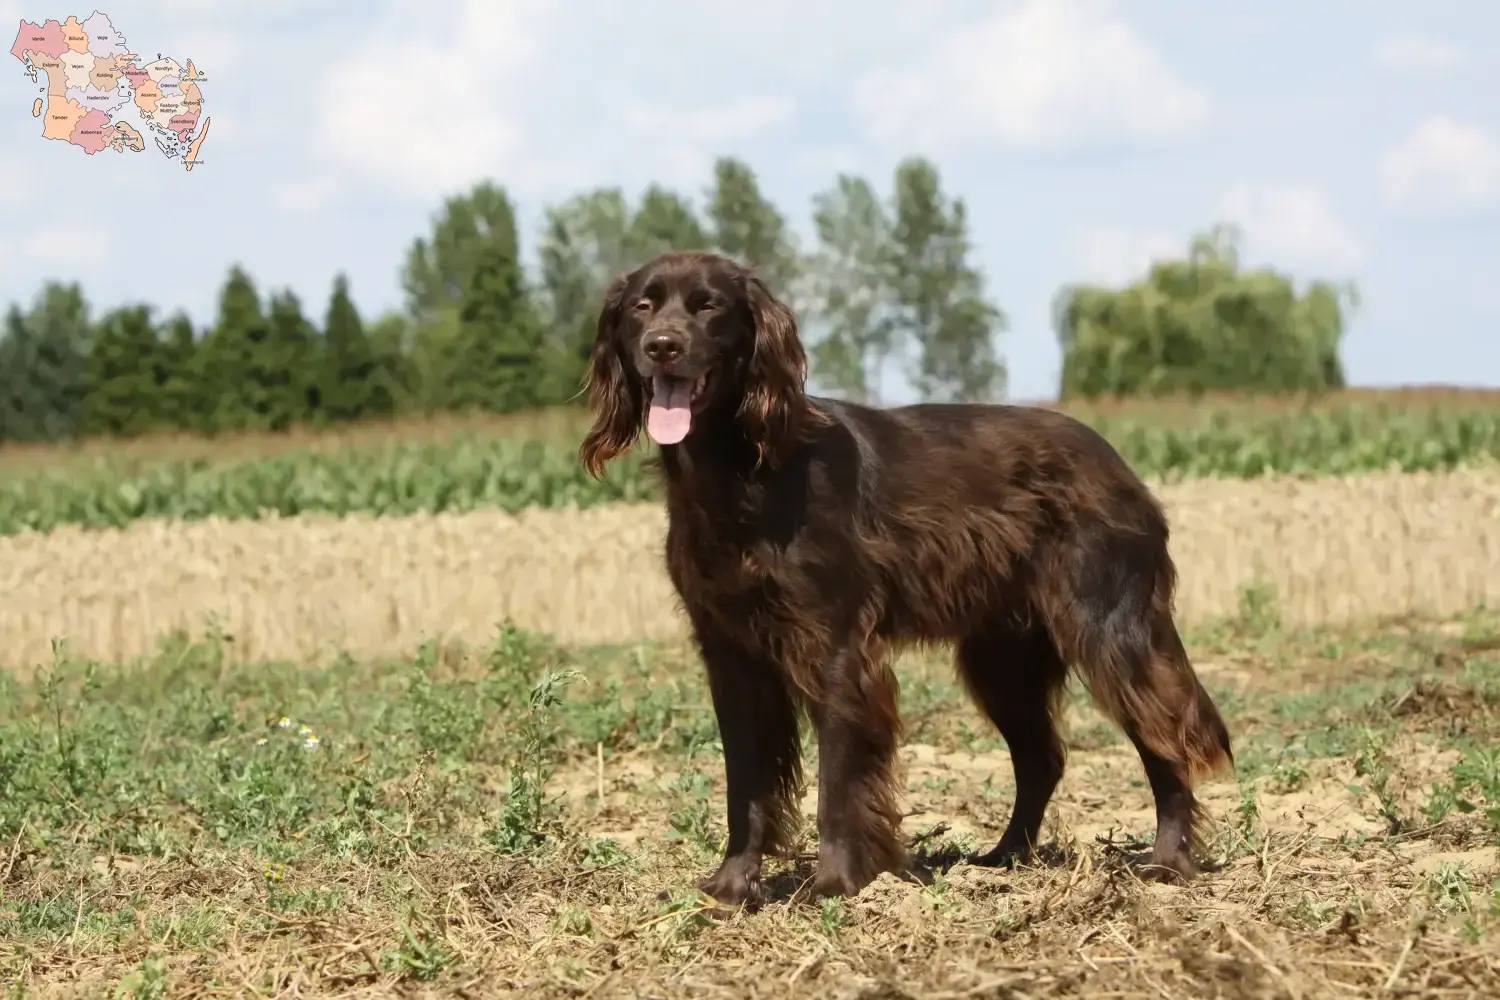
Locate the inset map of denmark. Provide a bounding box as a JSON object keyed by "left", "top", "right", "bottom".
{"left": 10, "top": 11, "right": 209, "bottom": 171}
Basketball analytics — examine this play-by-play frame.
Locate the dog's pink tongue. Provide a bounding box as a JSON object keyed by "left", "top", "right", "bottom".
{"left": 646, "top": 375, "right": 693, "bottom": 445}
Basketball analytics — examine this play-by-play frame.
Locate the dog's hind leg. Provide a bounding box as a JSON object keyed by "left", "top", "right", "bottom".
{"left": 957, "top": 622, "right": 1070, "bottom": 868}
{"left": 1052, "top": 521, "right": 1234, "bottom": 881}
{"left": 1101, "top": 614, "right": 1232, "bottom": 881}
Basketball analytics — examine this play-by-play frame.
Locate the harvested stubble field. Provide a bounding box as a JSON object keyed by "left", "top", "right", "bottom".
{"left": 3, "top": 389, "right": 1499, "bottom": 666}
{"left": 1, "top": 610, "right": 1498, "bottom": 998}
{"left": 2, "top": 467, "right": 1499, "bottom": 666}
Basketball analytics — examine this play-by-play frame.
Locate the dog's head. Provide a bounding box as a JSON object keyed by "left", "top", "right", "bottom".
{"left": 579, "top": 251, "right": 817, "bottom": 477}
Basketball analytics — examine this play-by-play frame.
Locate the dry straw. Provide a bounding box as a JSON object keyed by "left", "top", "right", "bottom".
{"left": 3, "top": 467, "right": 1499, "bottom": 666}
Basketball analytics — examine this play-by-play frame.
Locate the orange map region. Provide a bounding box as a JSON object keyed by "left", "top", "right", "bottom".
{"left": 185, "top": 116, "right": 209, "bottom": 172}
{"left": 42, "top": 96, "right": 85, "bottom": 140}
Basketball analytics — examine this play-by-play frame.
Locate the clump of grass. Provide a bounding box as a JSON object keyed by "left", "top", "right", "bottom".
{"left": 487, "top": 666, "right": 581, "bottom": 855}
{"left": 1424, "top": 745, "right": 1500, "bottom": 842}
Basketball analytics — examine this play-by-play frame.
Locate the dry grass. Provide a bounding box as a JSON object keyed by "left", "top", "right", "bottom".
{"left": 1052, "top": 384, "right": 1500, "bottom": 419}
{"left": 0, "top": 406, "right": 593, "bottom": 476}
{"left": 3, "top": 468, "right": 1500, "bottom": 667}
{"left": 3, "top": 611, "right": 1499, "bottom": 997}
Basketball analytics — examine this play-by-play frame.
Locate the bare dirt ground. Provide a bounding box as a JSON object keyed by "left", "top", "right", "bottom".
{"left": 2, "top": 609, "right": 1498, "bottom": 998}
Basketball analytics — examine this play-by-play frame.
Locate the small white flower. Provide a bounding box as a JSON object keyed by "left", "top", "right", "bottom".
{"left": 255, "top": 737, "right": 268, "bottom": 747}
{"left": 302, "top": 734, "right": 320, "bottom": 749}
{"left": 276, "top": 717, "right": 291, "bottom": 729}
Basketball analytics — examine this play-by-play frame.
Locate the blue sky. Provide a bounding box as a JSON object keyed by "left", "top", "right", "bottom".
{"left": 2, "top": 0, "right": 1496, "bottom": 403}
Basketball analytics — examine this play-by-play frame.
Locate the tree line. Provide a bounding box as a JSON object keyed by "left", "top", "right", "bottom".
{"left": 0, "top": 155, "right": 1355, "bottom": 445}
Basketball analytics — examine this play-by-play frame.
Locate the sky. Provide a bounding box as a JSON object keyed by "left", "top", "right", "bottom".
{"left": 1, "top": 0, "right": 1497, "bottom": 404}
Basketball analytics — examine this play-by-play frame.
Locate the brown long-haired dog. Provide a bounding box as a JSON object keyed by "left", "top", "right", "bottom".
{"left": 579, "top": 250, "right": 1233, "bottom": 907}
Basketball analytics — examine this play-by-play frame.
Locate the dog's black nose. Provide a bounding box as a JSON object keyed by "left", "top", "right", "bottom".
{"left": 644, "top": 333, "right": 685, "bottom": 365}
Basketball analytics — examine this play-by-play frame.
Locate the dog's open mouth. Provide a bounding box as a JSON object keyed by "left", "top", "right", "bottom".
{"left": 645, "top": 371, "right": 711, "bottom": 445}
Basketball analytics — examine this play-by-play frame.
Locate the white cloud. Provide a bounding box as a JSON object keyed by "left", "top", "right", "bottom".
{"left": 618, "top": 96, "right": 796, "bottom": 186}
{"left": 149, "top": 0, "right": 331, "bottom": 12}
{"left": 0, "top": 153, "right": 31, "bottom": 206}
{"left": 1379, "top": 116, "right": 1500, "bottom": 215}
{"left": 120, "top": 2, "right": 341, "bottom": 74}
{"left": 269, "top": 175, "right": 340, "bottom": 216}
{"left": 850, "top": 0, "right": 1209, "bottom": 151}
{"left": 1214, "top": 183, "right": 1366, "bottom": 273}
{"left": 1071, "top": 226, "right": 1181, "bottom": 285}
{"left": 791, "top": 144, "right": 869, "bottom": 179}
{"left": 568, "top": 0, "right": 943, "bottom": 89}
{"left": 28, "top": 220, "right": 115, "bottom": 268}
{"left": 1373, "top": 33, "right": 1465, "bottom": 73}
{"left": 621, "top": 97, "right": 795, "bottom": 148}
{"left": 304, "top": 0, "right": 545, "bottom": 201}
{"left": 289, "top": 0, "right": 805, "bottom": 205}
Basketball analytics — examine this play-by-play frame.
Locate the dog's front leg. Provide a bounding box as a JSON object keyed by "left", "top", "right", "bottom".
{"left": 812, "top": 641, "right": 907, "bottom": 898}
{"left": 693, "top": 626, "right": 802, "bottom": 909}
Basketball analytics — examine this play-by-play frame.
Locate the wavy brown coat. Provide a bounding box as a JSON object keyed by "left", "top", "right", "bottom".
{"left": 580, "top": 250, "right": 1233, "bottom": 907}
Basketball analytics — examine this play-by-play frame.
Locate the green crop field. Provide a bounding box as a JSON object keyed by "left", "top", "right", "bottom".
{"left": 3, "top": 392, "right": 1499, "bottom": 536}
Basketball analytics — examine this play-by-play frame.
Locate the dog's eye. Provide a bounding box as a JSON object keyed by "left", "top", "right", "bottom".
{"left": 632, "top": 297, "right": 653, "bottom": 312}
{"left": 695, "top": 300, "right": 717, "bottom": 314}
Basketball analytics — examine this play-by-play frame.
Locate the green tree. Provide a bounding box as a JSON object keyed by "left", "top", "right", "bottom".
{"left": 626, "top": 184, "right": 708, "bottom": 260}
{"left": 259, "top": 289, "right": 321, "bottom": 431}
{"left": 322, "top": 273, "right": 393, "bottom": 422}
{"left": 191, "top": 265, "right": 269, "bottom": 431}
{"left": 887, "top": 157, "right": 1006, "bottom": 403}
{"left": 0, "top": 282, "right": 92, "bottom": 442}
{"left": 403, "top": 182, "right": 541, "bottom": 412}
{"left": 82, "top": 304, "right": 162, "bottom": 436}
{"left": 535, "top": 188, "right": 634, "bottom": 404}
{"left": 705, "top": 157, "right": 800, "bottom": 301}
{"left": 404, "top": 307, "right": 461, "bottom": 414}
{"left": 446, "top": 239, "right": 545, "bottom": 413}
{"left": 801, "top": 160, "right": 1006, "bottom": 404}
{"left": 803, "top": 174, "right": 897, "bottom": 402}
{"left": 1054, "top": 224, "right": 1356, "bottom": 398}
{"left": 364, "top": 310, "right": 419, "bottom": 414}
{"left": 403, "top": 181, "right": 530, "bottom": 322}
{"left": 154, "top": 312, "right": 199, "bottom": 430}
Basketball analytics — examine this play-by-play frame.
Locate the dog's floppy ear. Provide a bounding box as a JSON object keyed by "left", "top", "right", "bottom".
{"left": 737, "top": 273, "right": 822, "bottom": 469}
{"left": 579, "top": 273, "right": 643, "bottom": 479}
